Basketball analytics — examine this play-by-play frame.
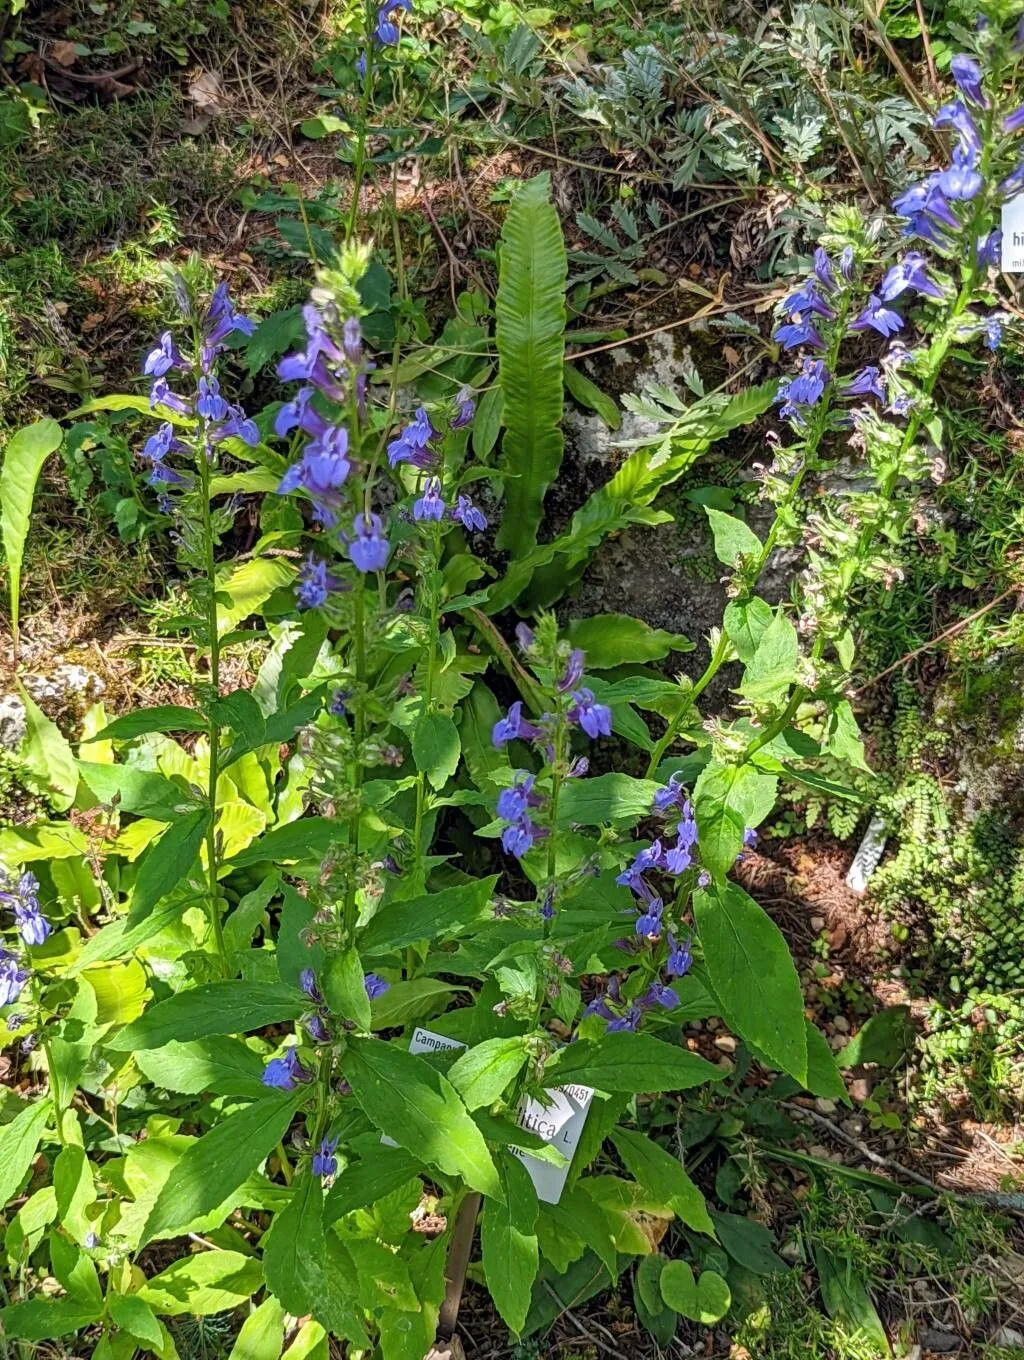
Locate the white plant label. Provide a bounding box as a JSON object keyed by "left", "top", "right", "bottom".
{"left": 1001, "top": 194, "right": 1024, "bottom": 272}
{"left": 393, "top": 1027, "right": 592, "bottom": 1204}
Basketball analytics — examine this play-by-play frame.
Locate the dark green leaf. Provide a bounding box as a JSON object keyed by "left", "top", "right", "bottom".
{"left": 709, "top": 1211, "right": 786, "bottom": 1276}
{"left": 129, "top": 807, "right": 209, "bottom": 923}
{"left": 106, "top": 982, "right": 305, "bottom": 1051}
{"left": 77, "top": 762, "right": 195, "bottom": 820}
{"left": 609, "top": 1128, "right": 713, "bottom": 1235}
{"left": 724, "top": 597, "right": 773, "bottom": 664}
{"left": 360, "top": 876, "right": 498, "bottom": 954}
{"left": 323, "top": 947, "right": 371, "bottom": 1030}
{"left": 567, "top": 614, "right": 691, "bottom": 668}
{"left": 93, "top": 707, "right": 207, "bottom": 741}
{"left": 704, "top": 507, "right": 760, "bottom": 566}
{"left": 548, "top": 1033, "right": 724, "bottom": 1094}
{"left": 482, "top": 1153, "right": 540, "bottom": 1335}
{"left": 0, "top": 1097, "right": 52, "bottom": 1206}
{"left": 448, "top": 1037, "right": 530, "bottom": 1110}
{"left": 135, "top": 1037, "right": 268, "bottom": 1097}
{"left": 692, "top": 761, "right": 777, "bottom": 879}
{"left": 227, "top": 816, "right": 340, "bottom": 868}
{"left": 836, "top": 1006, "right": 916, "bottom": 1069}
{"left": 324, "top": 1148, "right": 424, "bottom": 1223}
{"left": 412, "top": 712, "right": 461, "bottom": 790}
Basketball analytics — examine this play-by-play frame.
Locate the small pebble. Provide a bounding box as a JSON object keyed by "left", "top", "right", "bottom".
{"left": 705, "top": 1017, "right": 720, "bottom": 1032}
{"left": 814, "top": 1098, "right": 837, "bottom": 1115}
{"left": 810, "top": 915, "right": 826, "bottom": 932}
{"left": 849, "top": 1077, "right": 872, "bottom": 1102}
{"left": 714, "top": 1035, "right": 737, "bottom": 1053}
{"left": 832, "top": 1015, "right": 850, "bottom": 1033}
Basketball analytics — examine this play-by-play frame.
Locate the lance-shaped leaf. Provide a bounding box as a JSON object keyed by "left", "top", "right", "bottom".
{"left": 0, "top": 418, "right": 62, "bottom": 644}
{"left": 106, "top": 981, "right": 306, "bottom": 1051}
{"left": 482, "top": 1153, "right": 540, "bottom": 1335}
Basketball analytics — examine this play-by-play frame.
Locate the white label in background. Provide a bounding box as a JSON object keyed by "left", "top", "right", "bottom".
{"left": 400, "top": 1027, "right": 592, "bottom": 1205}
{"left": 1001, "top": 194, "right": 1024, "bottom": 272}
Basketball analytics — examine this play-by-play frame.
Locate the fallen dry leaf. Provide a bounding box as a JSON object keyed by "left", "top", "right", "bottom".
{"left": 51, "top": 40, "right": 78, "bottom": 67}
{"left": 189, "top": 69, "right": 229, "bottom": 113}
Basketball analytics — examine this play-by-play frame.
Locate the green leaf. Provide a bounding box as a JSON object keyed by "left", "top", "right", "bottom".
{"left": 694, "top": 881, "right": 807, "bottom": 1083}
{"left": 0, "top": 1298, "right": 102, "bottom": 1341}
{"left": 827, "top": 700, "right": 871, "bottom": 772}
{"left": 227, "top": 1297, "right": 286, "bottom": 1360}
{"left": 482, "top": 1153, "right": 540, "bottom": 1335}
{"left": 412, "top": 712, "right": 461, "bottom": 790}
{"left": 709, "top": 1211, "right": 786, "bottom": 1276}
{"left": 93, "top": 706, "right": 207, "bottom": 741}
{"left": 227, "top": 816, "right": 341, "bottom": 868}
{"left": 0, "top": 1097, "right": 51, "bottom": 1206}
{"left": 76, "top": 761, "right": 196, "bottom": 820}
{"left": 567, "top": 614, "right": 691, "bottom": 668}
{"left": 360, "top": 875, "right": 498, "bottom": 954}
{"left": 659, "top": 1259, "right": 697, "bottom": 1316}
{"left": 634, "top": 1258, "right": 677, "bottom": 1345}
{"left": 448, "top": 1037, "right": 530, "bottom": 1110}
{"left": 135, "top": 1037, "right": 268, "bottom": 1098}
{"left": 472, "top": 384, "right": 504, "bottom": 460}
{"left": 495, "top": 172, "right": 568, "bottom": 559}
{"left": 814, "top": 1247, "right": 890, "bottom": 1354}
{"left": 369, "top": 978, "right": 460, "bottom": 1029}
{"left": 324, "top": 1147, "right": 424, "bottom": 1222}
{"left": 142, "top": 1092, "right": 305, "bottom": 1243}
{"left": 556, "top": 773, "right": 662, "bottom": 827}
{"left": 694, "top": 1269, "right": 731, "bottom": 1323}
{"left": 137, "top": 1250, "right": 263, "bottom": 1316}
{"left": 216, "top": 557, "right": 296, "bottom": 636}
{"left": 723, "top": 597, "right": 773, "bottom": 664}
{"left": 609, "top": 1128, "right": 713, "bottom": 1235}
{"left": 835, "top": 1005, "right": 916, "bottom": 1069}
{"left": 73, "top": 890, "right": 198, "bottom": 971}
{"left": 563, "top": 365, "right": 620, "bottom": 430}
{"left": 738, "top": 613, "right": 799, "bottom": 705}
{"left": 107, "top": 1294, "right": 164, "bottom": 1349}
{"left": 548, "top": 1033, "right": 724, "bottom": 1093}
{"left": 53, "top": 1143, "right": 97, "bottom": 1244}
{"left": 802, "top": 1020, "right": 848, "bottom": 1101}
{"left": 129, "top": 807, "right": 209, "bottom": 923}
{"left": 245, "top": 305, "right": 305, "bottom": 374}
{"left": 692, "top": 761, "right": 777, "bottom": 878}
{"left": 0, "top": 418, "right": 62, "bottom": 640}
{"left": 106, "top": 981, "right": 306, "bottom": 1051}
{"left": 16, "top": 684, "right": 78, "bottom": 811}
{"left": 704, "top": 507, "right": 761, "bottom": 566}
{"left": 323, "top": 947, "right": 371, "bottom": 1030}
{"left": 342, "top": 1037, "right": 501, "bottom": 1197}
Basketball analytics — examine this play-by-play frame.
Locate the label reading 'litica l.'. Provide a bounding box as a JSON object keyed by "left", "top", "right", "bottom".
{"left": 391, "top": 1027, "right": 593, "bottom": 1204}
{"left": 1001, "top": 194, "right": 1024, "bottom": 272}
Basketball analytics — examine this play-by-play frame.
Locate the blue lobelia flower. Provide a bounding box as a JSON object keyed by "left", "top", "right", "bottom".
{"left": 364, "top": 972, "right": 390, "bottom": 1001}
{"left": 850, "top": 295, "right": 903, "bottom": 338}
{"left": 937, "top": 147, "right": 982, "bottom": 202}
{"left": 149, "top": 377, "right": 192, "bottom": 415}
{"left": 568, "top": 688, "right": 612, "bottom": 739}
{"left": 312, "top": 1136, "right": 339, "bottom": 1179}
{"left": 204, "top": 283, "right": 256, "bottom": 347}
{"left": 842, "top": 366, "right": 886, "bottom": 400}
{"left": 812, "top": 247, "right": 837, "bottom": 293}
{"left": 387, "top": 406, "right": 435, "bottom": 468}
{"left": 556, "top": 649, "right": 586, "bottom": 693}
{"left": 196, "top": 375, "right": 230, "bottom": 424}
{"left": 639, "top": 981, "right": 679, "bottom": 1011}
{"left": 413, "top": 477, "right": 446, "bottom": 522}
{"left": 933, "top": 100, "right": 982, "bottom": 160}
{"left": 999, "top": 160, "right": 1024, "bottom": 198}
{"left": 261, "top": 1048, "right": 311, "bottom": 1090}
{"left": 977, "top": 229, "right": 1002, "bottom": 266}
{"left": 279, "top": 426, "right": 351, "bottom": 527}
{"left": 143, "top": 331, "right": 187, "bottom": 378}
{"left": 373, "top": 0, "right": 412, "bottom": 43}
{"left": 275, "top": 386, "right": 331, "bottom": 440}
{"left": 950, "top": 53, "right": 986, "bottom": 108}
{"left": 775, "top": 320, "right": 825, "bottom": 351}
{"left": 839, "top": 245, "right": 855, "bottom": 280}
{"left": 342, "top": 318, "right": 363, "bottom": 364}
{"left": 492, "top": 701, "right": 541, "bottom": 748}
{"left": 635, "top": 895, "right": 664, "bottom": 939}
{"left": 451, "top": 495, "right": 487, "bottom": 531}
{"left": 497, "top": 772, "right": 538, "bottom": 822}
{"left": 1005, "top": 105, "right": 1024, "bottom": 134}
{"left": 0, "top": 950, "right": 29, "bottom": 1008}
{"left": 982, "top": 314, "right": 1005, "bottom": 350}
{"left": 300, "top": 968, "right": 323, "bottom": 1002}
{"left": 348, "top": 513, "right": 391, "bottom": 572}
{"left": 780, "top": 283, "right": 835, "bottom": 320}
{"left": 0, "top": 869, "right": 49, "bottom": 948}
{"left": 878, "top": 252, "right": 944, "bottom": 302}
{"left": 607, "top": 1005, "right": 643, "bottom": 1033}
{"left": 652, "top": 771, "right": 687, "bottom": 813}
{"left": 616, "top": 841, "right": 666, "bottom": 893}
{"left": 450, "top": 385, "right": 476, "bottom": 429}
{"left": 666, "top": 933, "right": 692, "bottom": 978}
{"left": 355, "top": 50, "right": 368, "bottom": 78}
{"left": 296, "top": 554, "right": 338, "bottom": 610}
{"left": 502, "top": 817, "right": 539, "bottom": 858}
{"left": 278, "top": 305, "right": 346, "bottom": 400}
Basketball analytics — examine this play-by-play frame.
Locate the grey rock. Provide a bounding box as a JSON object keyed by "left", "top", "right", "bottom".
{"left": 0, "top": 694, "right": 26, "bottom": 750}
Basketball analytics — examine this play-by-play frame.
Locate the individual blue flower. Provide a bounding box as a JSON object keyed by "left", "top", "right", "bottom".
{"left": 413, "top": 477, "right": 445, "bottom": 522}
{"left": 775, "top": 320, "right": 825, "bottom": 351}
{"left": 639, "top": 981, "right": 679, "bottom": 1011}
{"left": 492, "top": 701, "right": 541, "bottom": 748}
{"left": 780, "top": 283, "right": 834, "bottom": 320}
{"left": 616, "top": 841, "right": 666, "bottom": 891}
{"left": 933, "top": 100, "right": 981, "bottom": 159}
{"left": 329, "top": 689, "right": 349, "bottom": 717}
{"left": 451, "top": 495, "right": 487, "bottom": 531}
{"left": 607, "top": 1005, "right": 643, "bottom": 1033}
{"left": 450, "top": 386, "right": 476, "bottom": 429}
{"left": 812, "top": 248, "right": 837, "bottom": 293}
{"left": 742, "top": 827, "right": 759, "bottom": 849}
{"left": 275, "top": 386, "right": 330, "bottom": 439}
{"left": 279, "top": 428, "right": 351, "bottom": 527}
{"left": 977, "top": 230, "right": 1002, "bottom": 266}
{"left": 950, "top": 54, "right": 986, "bottom": 107}
{"left": 342, "top": 318, "right": 363, "bottom": 365}
{"left": 204, "top": 283, "right": 256, "bottom": 347}
{"left": 261, "top": 1048, "right": 311, "bottom": 1091}
{"left": 196, "top": 375, "right": 230, "bottom": 424}
{"left": 296, "top": 555, "right": 337, "bottom": 610}
{"left": 937, "top": 148, "right": 982, "bottom": 202}
{"left": 364, "top": 972, "right": 390, "bottom": 1001}
{"left": 143, "top": 330, "right": 187, "bottom": 377}
{"left": 355, "top": 51, "right": 368, "bottom": 79}
{"left": 373, "top": 0, "right": 412, "bottom": 44}
{"left": 999, "top": 161, "right": 1024, "bottom": 198}
{"left": 666, "top": 933, "right": 692, "bottom": 978}
{"left": 556, "top": 649, "right": 586, "bottom": 693}
{"left": 850, "top": 294, "right": 903, "bottom": 338}
{"left": 1005, "top": 105, "right": 1024, "bottom": 134}
{"left": 982, "top": 314, "right": 1005, "bottom": 350}
{"left": 300, "top": 968, "right": 322, "bottom": 1002}
{"left": 839, "top": 245, "right": 855, "bottom": 280}
{"left": 0, "top": 870, "right": 49, "bottom": 948}
{"left": 149, "top": 377, "right": 192, "bottom": 415}
{"left": 141, "top": 422, "right": 187, "bottom": 467}
{"left": 568, "top": 688, "right": 612, "bottom": 739}
{"left": 652, "top": 772, "right": 687, "bottom": 813}
{"left": 0, "top": 951, "right": 29, "bottom": 1008}
{"left": 842, "top": 366, "right": 885, "bottom": 400}
{"left": 306, "top": 1014, "right": 330, "bottom": 1044}
{"left": 497, "top": 772, "right": 538, "bottom": 822}
{"left": 214, "top": 406, "right": 260, "bottom": 447}
{"left": 582, "top": 994, "right": 616, "bottom": 1023}
{"left": 278, "top": 305, "right": 345, "bottom": 399}
{"left": 776, "top": 358, "right": 830, "bottom": 423}
{"left": 387, "top": 406, "right": 434, "bottom": 468}
{"left": 312, "top": 1136, "right": 339, "bottom": 1179}
{"left": 878, "top": 251, "right": 943, "bottom": 302}
{"left": 502, "top": 817, "right": 538, "bottom": 858}
{"left": 348, "top": 513, "right": 390, "bottom": 572}
{"left": 635, "top": 896, "right": 664, "bottom": 939}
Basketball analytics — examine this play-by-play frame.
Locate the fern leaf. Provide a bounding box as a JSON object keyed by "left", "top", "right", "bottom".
{"left": 495, "top": 173, "right": 568, "bottom": 558}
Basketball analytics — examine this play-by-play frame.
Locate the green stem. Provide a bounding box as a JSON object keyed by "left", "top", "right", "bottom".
{"left": 346, "top": 20, "right": 377, "bottom": 242}
{"left": 197, "top": 446, "right": 229, "bottom": 977}
{"left": 344, "top": 581, "right": 368, "bottom": 939}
